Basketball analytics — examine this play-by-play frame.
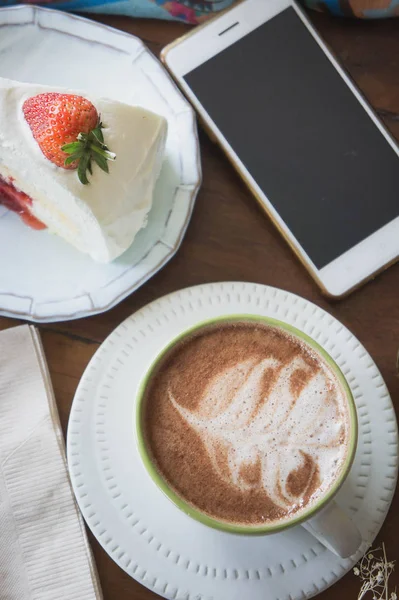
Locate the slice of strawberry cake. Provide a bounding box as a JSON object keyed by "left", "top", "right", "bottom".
{"left": 0, "top": 77, "right": 167, "bottom": 262}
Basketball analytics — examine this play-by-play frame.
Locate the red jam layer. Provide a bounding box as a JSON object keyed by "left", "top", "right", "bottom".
{"left": 0, "top": 174, "right": 46, "bottom": 230}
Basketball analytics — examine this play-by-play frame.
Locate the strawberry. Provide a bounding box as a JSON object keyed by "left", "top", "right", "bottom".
{"left": 23, "top": 93, "right": 116, "bottom": 185}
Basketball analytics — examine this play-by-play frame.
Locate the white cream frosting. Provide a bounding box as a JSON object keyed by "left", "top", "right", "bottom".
{"left": 0, "top": 77, "right": 167, "bottom": 262}
{"left": 170, "top": 354, "right": 349, "bottom": 517}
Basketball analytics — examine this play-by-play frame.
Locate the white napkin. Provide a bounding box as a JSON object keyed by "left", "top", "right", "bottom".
{"left": 0, "top": 325, "right": 103, "bottom": 600}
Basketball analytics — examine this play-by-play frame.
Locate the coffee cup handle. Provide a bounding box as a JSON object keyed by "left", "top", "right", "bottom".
{"left": 301, "top": 500, "right": 362, "bottom": 558}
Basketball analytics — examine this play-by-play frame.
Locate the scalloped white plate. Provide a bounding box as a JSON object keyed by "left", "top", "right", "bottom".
{"left": 0, "top": 5, "right": 201, "bottom": 323}
{"left": 67, "top": 282, "right": 398, "bottom": 600}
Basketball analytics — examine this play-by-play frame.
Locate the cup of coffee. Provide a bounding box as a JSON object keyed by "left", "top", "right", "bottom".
{"left": 136, "top": 315, "right": 361, "bottom": 558}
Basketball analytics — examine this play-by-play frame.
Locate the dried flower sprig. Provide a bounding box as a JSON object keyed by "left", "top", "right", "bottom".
{"left": 353, "top": 544, "right": 396, "bottom": 600}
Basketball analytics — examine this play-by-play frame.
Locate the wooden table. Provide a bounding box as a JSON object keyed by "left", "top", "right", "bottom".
{"left": 1, "top": 9, "right": 398, "bottom": 600}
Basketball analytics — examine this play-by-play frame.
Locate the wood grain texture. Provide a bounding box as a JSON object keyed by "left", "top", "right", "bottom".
{"left": 0, "top": 9, "right": 398, "bottom": 600}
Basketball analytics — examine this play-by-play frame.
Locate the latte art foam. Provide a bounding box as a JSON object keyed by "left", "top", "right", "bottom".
{"left": 143, "top": 322, "right": 350, "bottom": 526}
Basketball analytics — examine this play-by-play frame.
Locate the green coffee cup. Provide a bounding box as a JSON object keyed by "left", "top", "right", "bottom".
{"left": 135, "top": 315, "right": 361, "bottom": 558}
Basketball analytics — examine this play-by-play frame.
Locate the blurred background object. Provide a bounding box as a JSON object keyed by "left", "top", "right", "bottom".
{"left": 303, "top": 0, "right": 399, "bottom": 18}
{"left": 0, "top": 0, "right": 398, "bottom": 22}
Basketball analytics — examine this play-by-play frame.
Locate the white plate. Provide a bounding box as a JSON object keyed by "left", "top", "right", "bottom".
{"left": 67, "top": 282, "right": 398, "bottom": 600}
{"left": 0, "top": 6, "right": 201, "bottom": 323}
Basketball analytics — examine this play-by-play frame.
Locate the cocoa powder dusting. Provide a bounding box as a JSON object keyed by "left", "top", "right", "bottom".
{"left": 239, "top": 456, "right": 262, "bottom": 486}
{"left": 286, "top": 451, "right": 320, "bottom": 498}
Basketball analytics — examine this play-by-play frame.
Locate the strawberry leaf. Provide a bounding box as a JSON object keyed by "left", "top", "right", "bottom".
{"left": 90, "top": 143, "right": 116, "bottom": 161}
{"left": 61, "top": 142, "right": 82, "bottom": 154}
{"left": 91, "top": 125, "right": 104, "bottom": 146}
{"left": 93, "top": 152, "right": 109, "bottom": 173}
{"left": 64, "top": 150, "right": 84, "bottom": 166}
{"left": 64, "top": 119, "right": 115, "bottom": 185}
{"left": 78, "top": 153, "right": 90, "bottom": 185}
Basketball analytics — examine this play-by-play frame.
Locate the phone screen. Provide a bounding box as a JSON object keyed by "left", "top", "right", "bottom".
{"left": 184, "top": 7, "right": 399, "bottom": 269}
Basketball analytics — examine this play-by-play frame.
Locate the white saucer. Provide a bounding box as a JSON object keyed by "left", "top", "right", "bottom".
{"left": 0, "top": 6, "right": 200, "bottom": 323}
{"left": 67, "top": 282, "right": 398, "bottom": 600}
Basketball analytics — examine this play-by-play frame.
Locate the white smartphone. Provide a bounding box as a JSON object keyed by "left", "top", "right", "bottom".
{"left": 161, "top": 0, "right": 399, "bottom": 298}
